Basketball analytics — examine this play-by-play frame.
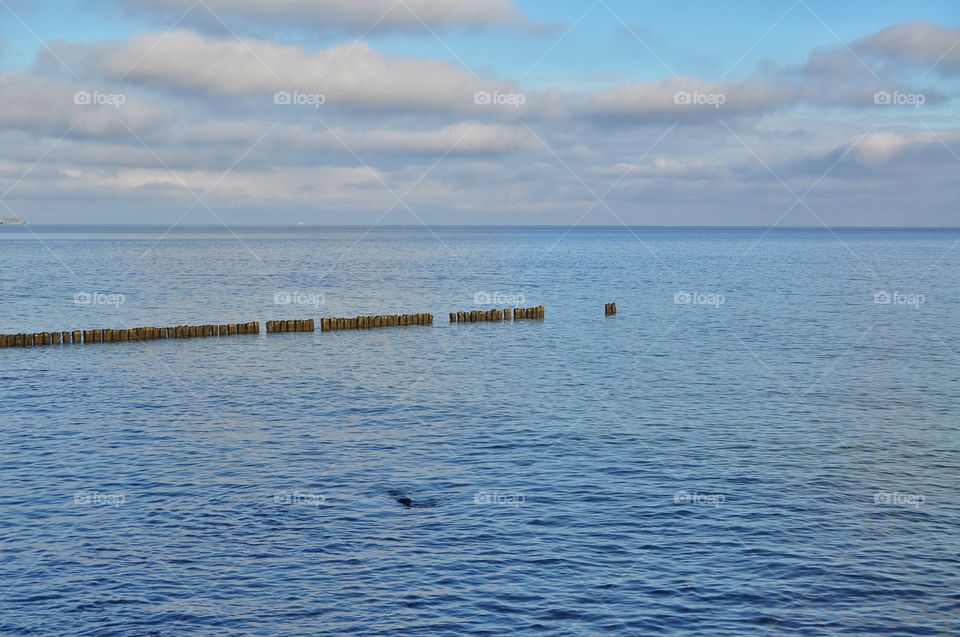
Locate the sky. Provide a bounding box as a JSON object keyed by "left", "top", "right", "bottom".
{"left": 1, "top": 0, "right": 958, "bottom": 225}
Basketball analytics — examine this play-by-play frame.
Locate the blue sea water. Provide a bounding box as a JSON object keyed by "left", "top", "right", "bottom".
{"left": 1, "top": 226, "right": 959, "bottom": 636}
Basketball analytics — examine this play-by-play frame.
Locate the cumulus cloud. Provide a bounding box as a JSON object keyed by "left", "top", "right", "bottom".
{"left": 856, "top": 21, "right": 960, "bottom": 76}
{"left": 50, "top": 30, "right": 527, "bottom": 116}
{"left": 103, "top": 0, "right": 542, "bottom": 34}
{"left": 3, "top": 17, "right": 959, "bottom": 224}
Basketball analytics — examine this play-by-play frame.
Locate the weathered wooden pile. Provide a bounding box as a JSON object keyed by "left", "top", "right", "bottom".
{"left": 605, "top": 302, "right": 617, "bottom": 316}
{"left": 266, "top": 319, "right": 315, "bottom": 333}
{"left": 320, "top": 314, "right": 433, "bottom": 332}
{"left": 449, "top": 308, "right": 511, "bottom": 322}
{"left": 0, "top": 321, "right": 260, "bottom": 347}
{"left": 449, "top": 305, "right": 544, "bottom": 322}
{"left": 513, "top": 306, "right": 545, "bottom": 320}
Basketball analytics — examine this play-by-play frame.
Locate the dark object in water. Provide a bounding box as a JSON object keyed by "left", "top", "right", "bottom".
{"left": 396, "top": 497, "right": 413, "bottom": 508}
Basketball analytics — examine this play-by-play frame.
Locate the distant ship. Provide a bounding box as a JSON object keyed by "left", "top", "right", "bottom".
{"left": 1, "top": 217, "right": 27, "bottom": 225}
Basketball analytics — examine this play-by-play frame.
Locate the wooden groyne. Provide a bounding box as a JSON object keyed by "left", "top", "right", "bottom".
{"left": 605, "top": 302, "right": 617, "bottom": 316}
{"left": 449, "top": 308, "right": 510, "bottom": 322}
{"left": 320, "top": 314, "right": 433, "bottom": 332}
{"left": 513, "top": 305, "right": 544, "bottom": 320}
{"left": 449, "top": 306, "right": 544, "bottom": 322}
{"left": 1, "top": 305, "right": 552, "bottom": 350}
{"left": 266, "top": 319, "right": 315, "bottom": 333}
{"left": 0, "top": 321, "right": 260, "bottom": 348}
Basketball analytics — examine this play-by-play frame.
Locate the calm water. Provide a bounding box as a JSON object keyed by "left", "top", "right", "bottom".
{"left": 1, "top": 226, "right": 959, "bottom": 636}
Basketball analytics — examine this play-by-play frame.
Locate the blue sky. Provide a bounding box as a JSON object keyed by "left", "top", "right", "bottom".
{"left": 6, "top": 1, "right": 958, "bottom": 80}
{"left": 1, "top": 0, "right": 958, "bottom": 224}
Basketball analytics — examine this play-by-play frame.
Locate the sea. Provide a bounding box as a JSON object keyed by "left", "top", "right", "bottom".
{"left": 1, "top": 226, "right": 958, "bottom": 635}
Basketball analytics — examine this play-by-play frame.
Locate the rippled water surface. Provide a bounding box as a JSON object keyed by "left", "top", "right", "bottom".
{"left": 1, "top": 226, "right": 959, "bottom": 636}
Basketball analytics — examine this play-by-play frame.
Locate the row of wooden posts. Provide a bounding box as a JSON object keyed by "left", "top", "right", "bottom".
{"left": 321, "top": 314, "right": 433, "bottom": 331}
{"left": 0, "top": 304, "right": 622, "bottom": 349}
{"left": 0, "top": 321, "right": 260, "bottom": 348}
{"left": 449, "top": 306, "right": 545, "bottom": 322}
{"left": 266, "top": 319, "right": 315, "bottom": 333}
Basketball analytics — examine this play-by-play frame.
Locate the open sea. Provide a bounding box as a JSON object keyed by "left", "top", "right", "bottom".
{"left": 1, "top": 225, "right": 958, "bottom": 636}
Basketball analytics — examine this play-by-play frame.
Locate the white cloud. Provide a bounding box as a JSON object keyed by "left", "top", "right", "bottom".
{"left": 105, "top": 0, "right": 541, "bottom": 33}
{"left": 857, "top": 21, "right": 960, "bottom": 75}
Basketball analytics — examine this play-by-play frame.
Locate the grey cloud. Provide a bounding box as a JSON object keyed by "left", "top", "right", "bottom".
{"left": 582, "top": 76, "right": 792, "bottom": 124}
{"left": 0, "top": 73, "right": 167, "bottom": 139}
{"left": 50, "top": 30, "right": 529, "bottom": 116}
